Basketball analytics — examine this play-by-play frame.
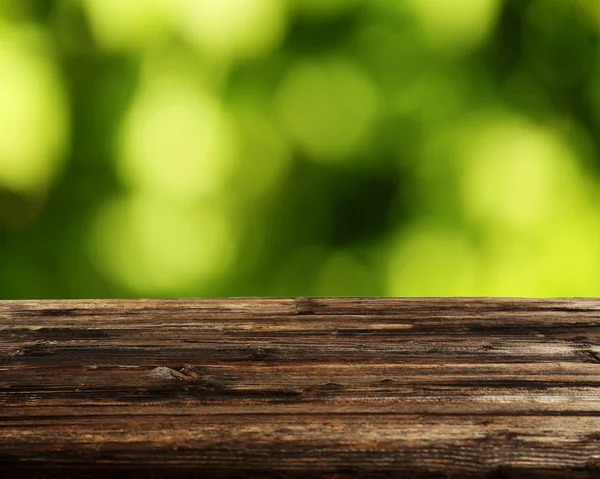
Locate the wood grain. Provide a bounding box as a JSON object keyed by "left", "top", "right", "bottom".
{"left": 2, "top": 297, "right": 600, "bottom": 477}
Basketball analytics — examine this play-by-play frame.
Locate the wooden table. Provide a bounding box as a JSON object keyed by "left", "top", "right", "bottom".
{"left": 2, "top": 298, "right": 600, "bottom": 477}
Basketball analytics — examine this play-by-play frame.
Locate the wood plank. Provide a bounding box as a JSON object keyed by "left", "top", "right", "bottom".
{"left": 2, "top": 298, "right": 600, "bottom": 477}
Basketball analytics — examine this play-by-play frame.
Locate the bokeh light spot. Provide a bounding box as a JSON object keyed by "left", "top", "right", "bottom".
{"left": 575, "top": 0, "right": 600, "bottom": 31}
{"left": 179, "top": 0, "right": 286, "bottom": 60}
{"left": 0, "top": 23, "right": 68, "bottom": 196}
{"left": 387, "top": 223, "right": 479, "bottom": 296}
{"left": 480, "top": 207, "right": 600, "bottom": 296}
{"left": 119, "top": 71, "right": 237, "bottom": 201}
{"left": 460, "top": 116, "right": 586, "bottom": 230}
{"left": 83, "top": 0, "right": 175, "bottom": 52}
{"left": 406, "top": 0, "right": 500, "bottom": 53}
{"left": 89, "top": 193, "right": 234, "bottom": 295}
{"left": 275, "top": 58, "right": 378, "bottom": 162}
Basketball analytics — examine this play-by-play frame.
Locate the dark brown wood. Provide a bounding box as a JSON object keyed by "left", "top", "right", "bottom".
{"left": 3, "top": 297, "right": 600, "bottom": 477}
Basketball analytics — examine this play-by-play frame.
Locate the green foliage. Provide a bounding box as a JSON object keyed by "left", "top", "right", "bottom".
{"left": 1, "top": 0, "right": 600, "bottom": 298}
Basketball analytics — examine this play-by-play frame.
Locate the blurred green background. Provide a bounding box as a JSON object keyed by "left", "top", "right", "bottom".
{"left": 1, "top": 0, "right": 600, "bottom": 299}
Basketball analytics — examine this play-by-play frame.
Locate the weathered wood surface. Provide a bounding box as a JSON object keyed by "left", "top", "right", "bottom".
{"left": 2, "top": 297, "right": 600, "bottom": 477}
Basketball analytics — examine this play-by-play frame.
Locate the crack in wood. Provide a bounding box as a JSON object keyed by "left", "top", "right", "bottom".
{"left": 586, "top": 350, "right": 600, "bottom": 363}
